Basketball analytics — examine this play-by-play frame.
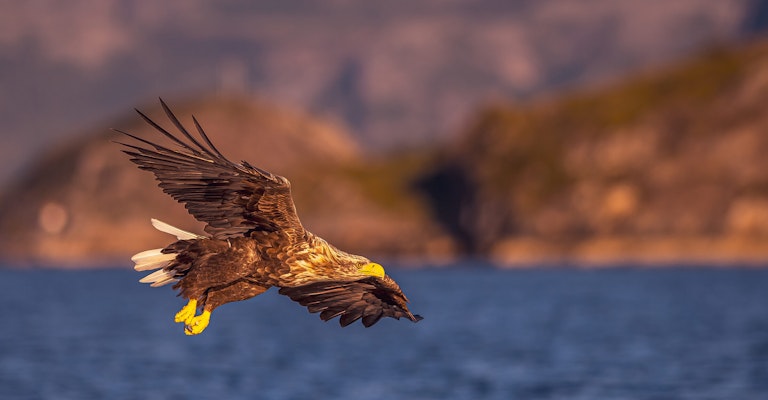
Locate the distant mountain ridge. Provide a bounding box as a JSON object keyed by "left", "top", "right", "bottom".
{"left": 418, "top": 39, "right": 768, "bottom": 264}
{"left": 0, "top": 0, "right": 762, "bottom": 185}
{"left": 0, "top": 96, "right": 448, "bottom": 265}
{"left": 9, "top": 38, "right": 768, "bottom": 266}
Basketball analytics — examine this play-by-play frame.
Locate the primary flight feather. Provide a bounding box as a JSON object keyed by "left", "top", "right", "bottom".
{"left": 116, "top": 99, "right": 422, "bottom": 335}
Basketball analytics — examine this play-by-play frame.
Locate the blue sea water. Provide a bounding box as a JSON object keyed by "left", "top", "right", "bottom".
{"left": 1, "top": 265, "right": 767, "bottom": 400}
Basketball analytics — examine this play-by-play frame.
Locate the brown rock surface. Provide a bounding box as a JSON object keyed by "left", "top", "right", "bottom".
{"left": 0, "top": 96, "right": 448, "bottom": 266}
{"left": 417, "top": 40, "right": 768, "bottom": 265}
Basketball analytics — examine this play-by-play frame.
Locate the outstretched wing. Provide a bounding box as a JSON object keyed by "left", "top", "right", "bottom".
{"left": 279, "top": 277, "right": 423, "bottom": 327}
{"left": 116, "top": 99, "right": 305, "bottom": 240}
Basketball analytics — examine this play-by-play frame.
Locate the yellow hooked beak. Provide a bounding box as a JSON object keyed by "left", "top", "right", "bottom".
{"left": 358, "top": 262, "right": 385, "bottom": 278}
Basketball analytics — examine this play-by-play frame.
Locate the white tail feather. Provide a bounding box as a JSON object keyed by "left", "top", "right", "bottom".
{"left": 132, "top": 249, "right": 177, "bottom": 271}
{"left": 131, "top": 219, "right": 202, "bottom": 286}
{"left": 139, "top": 269, "right": 178, "bottom": 287}
{"left": 150, "top": 278, "right": 177, "bottom": 287}
{"left": 131, "top": 248, "right": 165, "bottom": 262}
{"left": 151, "top": 218, "right": 203, "bottom": 240}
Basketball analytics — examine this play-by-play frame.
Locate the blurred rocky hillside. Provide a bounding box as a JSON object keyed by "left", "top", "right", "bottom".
{"left": 8, "top": 38, "right": 768, "bottom": 266}
{"left": 0, "top": 96, "right": 449, "bottom": 266}
{"left": 419, "top": 40, "right": 768, "bottom": 264}
{"left": 1, "top": 0, "right": 763, "bottom": 185}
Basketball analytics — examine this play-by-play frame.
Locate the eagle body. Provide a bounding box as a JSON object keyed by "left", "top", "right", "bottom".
{"left": 118, "top": 100, "right": 421, "bottom": 334}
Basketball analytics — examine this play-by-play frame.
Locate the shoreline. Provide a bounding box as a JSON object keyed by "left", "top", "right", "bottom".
{"left": 490, "top": 235, "right": 768, "bottom": 268}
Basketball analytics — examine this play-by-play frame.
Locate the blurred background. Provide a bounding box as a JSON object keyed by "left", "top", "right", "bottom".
{"left": 4, "top": 3, "right": 768, "bottom": 400}
{"left": 2, "top": 0, "right": 768, "bottom": 265}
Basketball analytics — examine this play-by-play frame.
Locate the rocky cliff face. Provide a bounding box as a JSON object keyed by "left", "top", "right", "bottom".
{"left": 9, "top": 38, "right": 768, "bottom": 267}
{"left": 418, "top": 41, "right": 768, "bottom": 264}
{"left": 0, "top": 96, "right": 448, "bottom": 266}
{"left": 1, "top": 0, "right": 759, "bottom": 185}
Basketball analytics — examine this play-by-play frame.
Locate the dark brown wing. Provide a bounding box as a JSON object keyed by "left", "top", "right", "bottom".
{"left": 115, "top": 99, "right": 305, "bottom": 239}
{"left": 278, "top": 277, "right": 423, "bottom": 327}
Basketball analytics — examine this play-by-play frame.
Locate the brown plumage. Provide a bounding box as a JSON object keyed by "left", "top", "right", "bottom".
{"left": 116, "top": 99, "right": 421, "bottom": 335}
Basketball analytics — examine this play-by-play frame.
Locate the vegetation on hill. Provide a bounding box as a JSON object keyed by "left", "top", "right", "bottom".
{"left": 418, "top": 41, "right": 768, "bottom": 263}
{"left": 0, "top": 96, "right": 448, "bottom": 266}
{"left": 8, "top": 38, "right": 768, "bottom": 266}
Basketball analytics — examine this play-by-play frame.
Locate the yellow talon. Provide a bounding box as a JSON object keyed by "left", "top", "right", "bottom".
{"left": 174, "top": 299, "right": 197, "bottom": 324}
{"left": 184, "top": 310, "right": 211, "bottom": 335}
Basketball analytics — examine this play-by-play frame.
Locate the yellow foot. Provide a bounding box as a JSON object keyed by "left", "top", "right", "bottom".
{"left": 184, "top": 310, "right": 211, "bottom": 336}
{"left": 174, "top": 299, "right": 197, "bottom": 324}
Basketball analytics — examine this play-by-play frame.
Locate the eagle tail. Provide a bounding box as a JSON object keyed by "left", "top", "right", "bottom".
{"left": 132, "top": 248, "right": 175, "bottom": 271}
{"left": 131, "top": 248, "right": 178, "bottom": 287}
{"left": 130, "top": 219, "right": 201, "bottom": 287}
